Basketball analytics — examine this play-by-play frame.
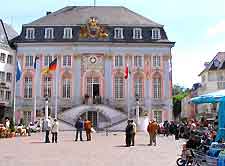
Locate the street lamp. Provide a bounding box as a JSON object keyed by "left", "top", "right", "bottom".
{"left": 45, "top": 96, "right": 48, "bottom": 120}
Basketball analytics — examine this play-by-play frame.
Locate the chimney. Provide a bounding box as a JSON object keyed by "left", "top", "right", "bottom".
{"left": 46, "top": 11, "right": 51, "bottom": 15}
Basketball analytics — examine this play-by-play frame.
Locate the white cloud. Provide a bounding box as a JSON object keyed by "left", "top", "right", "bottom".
{"left": 207, "top": 19, "right": 225, "bottom": 37}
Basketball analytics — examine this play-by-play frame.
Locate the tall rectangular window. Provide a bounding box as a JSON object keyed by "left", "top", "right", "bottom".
{"left": 63, "top": 79, "right": 71, "bottom": 98}
{"left": 25, "top": 28, "right": 35, "bottom": 39}
{"left": 43, "top": 76, "right": 51, "bottom": 97}
{"left": 114, "top": 76, "right": 124, "bottom": 99}
{"left": 63, "top": 55, "right": 72, "bottom": 67}
{"left": 63, "top": 28, "right": 72, "bottom": 39}
{"left": 6, "top": 73, "right": 12, "bottom": 82}
{"left": 44, "top": 28, "right": 54, "bottom": 39}
{"left": 0, "top": 90, "right": 4, "bottom": 101}
{"left": 25, "top": 55, "right": 33, "bottom": 67}
{"left": 153, "top": 56, "right": 160, "bottom": 68}
{"left": 135, "top": 79, "right": 143, "bottom": 98}
{"left": 5, "top": 91, "right": 11, "bottom": 101}
{"left": 24, "top": 77, "right": 32, "bottom": 99}
{"left": 0, "top": 71, "right": 5, "bottom": 81}
{"left": 114, "top": 28, "right": 123, "bottom": 39}
{"left": 153, "top": 78, "right": 161, "bottom": 99}
{"left": 154, "top": 110, "right": 162, "bottom": 123}
{"left": 7, "top": 55, "right": 13, "bottom": 64}
{"left": 152, "top": 28, "right": 161, "bottom": 40}
{"left": 133, "top": 28, "right": 142, "bottom": 39}
{"left": 134, "top": 56, "right": 143, "bottom": 67}
{"left": 0, "top": 53, "right": 6, "bottom": 63}
{"left": 44, "top": 55, "right": 53, "bottom": 66}
{"left": 115, "top": 56, "right": 123, "bottom": 67}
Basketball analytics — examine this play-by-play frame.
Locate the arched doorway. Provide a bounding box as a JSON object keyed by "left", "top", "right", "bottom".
{"left": 81, "top": 111, "right": 98, "bottom": 128}
{"left": 87, "top": 77, "right": 100, "bottom": 104}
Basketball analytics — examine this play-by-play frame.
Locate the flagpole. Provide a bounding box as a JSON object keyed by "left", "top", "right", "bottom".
{"left": 55, "top": 66, "right": 58, "bottom": 119}
{"left": 45, "top": 74, "right": 48, "bottom": 120}
{"left": 13, "top": 57, "right": 17, "bottom": 124}
{"left": 33, "top": 63, "right": 37, "bottom": 123}
{"left": 127, "top": 64, "right": 130, "bottom": 120}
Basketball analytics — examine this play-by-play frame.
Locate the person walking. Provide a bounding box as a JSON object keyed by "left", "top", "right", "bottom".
{"left": 51, "top": 119, "right": 59, "bottom": 143}
{"left": 125, "top": 120, "right": 133, "bottom": 147}
{"left": 84, "top": 119, "right": 92, "bottom": 141}
{"left": 147, "top": 119, "right": 159, "bottom": 146}
{"left": 131, "top": 120, "right": 136, "bottom": 146}
{"left": 75, "top": 117, "right": 83, "bottom": 141}
{"left": 45, "top": 117, "right": 52, "bottom": 143}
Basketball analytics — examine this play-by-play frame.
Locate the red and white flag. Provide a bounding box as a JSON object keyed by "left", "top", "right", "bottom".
{"left": 124, "top": 65, "right": 128, "bottom": 79}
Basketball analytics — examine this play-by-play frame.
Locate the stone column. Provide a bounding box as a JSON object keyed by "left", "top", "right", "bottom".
{"left": 104, "top": 54, "right": 113, "bottom": 101}
{"left": 74, "top": 54, "right": 81, "bottom": 105}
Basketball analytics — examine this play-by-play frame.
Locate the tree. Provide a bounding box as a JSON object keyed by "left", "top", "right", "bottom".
{"left": 172, "top": 85, "right": 189, "bottom": 119}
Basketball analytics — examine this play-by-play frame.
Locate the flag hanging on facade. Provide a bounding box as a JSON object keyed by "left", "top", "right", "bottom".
{"left": 34, "top": 56, "right": 39, "bottom": 69}
{"left": 48, "top": 58, "right": 57, "bottom": 71}
{"left": 16, "top": 60, "right": 22, "bottom": 82}
{"left": 41, "top": 67, "right": 49, "bottom": 74}
{"left": 124, "top": 65, "right": 128, "bottom": 79}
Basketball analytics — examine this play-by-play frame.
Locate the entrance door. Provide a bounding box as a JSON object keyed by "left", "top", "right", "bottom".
{"left": 81, "top": 111, "right": 98, "bottom": 128}
{"left": 87, "top": 77, "right": 100, "bottom": 104}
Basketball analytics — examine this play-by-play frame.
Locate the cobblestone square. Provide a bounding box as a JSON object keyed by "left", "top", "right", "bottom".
{"left": 0, "top": 131, "right": 184, "bottom": 166}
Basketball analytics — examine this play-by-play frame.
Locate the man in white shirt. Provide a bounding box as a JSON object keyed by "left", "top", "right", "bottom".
{"left": 44, "top": 117, "right": 51, "bottom": 143}
{"left": 51, "top": 119, "right": 59, "bottom": 143}
{"left": 131, "top": 120, "right": 137, "bottom": 146}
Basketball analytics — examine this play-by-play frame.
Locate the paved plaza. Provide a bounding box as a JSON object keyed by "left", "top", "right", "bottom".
{"left": 0, "top": 131, "right": 184, "bottom": 166}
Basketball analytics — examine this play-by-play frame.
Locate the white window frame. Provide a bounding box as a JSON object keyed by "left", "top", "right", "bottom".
{"left": 43, "top": 76, "right": 52, "bottom": 97}
{"left": 44, "top": 55, "right": 53, "bottom": 66}
{"left": 0, "top": 53, "right": 6, "bottom": 63}
{"left": 62, "top": 55, "right": 72, "bottom": 67}
{"left": 152, "top": 55, "right": 160, "bottom": 68}
{"left": 134, "top": 55, "right": 143, "bottom": 67}
{"left": 63, "top": 28, "right": 73, "bottom": 39}
{"left": 114, "top": 28, "right": 124, "bottom": 39}
{"left": 114, "top": 76, "right": 124, "bottom": 99}
{"left": 25, "top": 55, "right": 33, "bottom": 67}
{"left": 153, "top": 78, "right": 161, "bottom": 99}
{"left": 5, "top": 91, "right": 11, "bottom": 101}
{"left": 133, "top": 28, "right": 142, "bottom": 39}
{"left": 152, "top": 28, "right": 161, "bottom": 40}
{"left": 0, "top": 90, "right": 4, "bottom": 101}
{"left": 114, "top": 55, "right": 123, "bottom": 67}
{"left": 44, "top": 28, "right": 54, "bottom": 39}
{"left": 7, "top": 55, "right": 13, "bottom": 64}
{"left": 25, "top": 28, "right": 35, "bottom": 40}
{"left": 62, "top": 79, "right": 71, "bottom": 99}
{"left": 153, "top": 110, "right": 162, "bottom": 123}
{"left": 0, "top": 71, "right": 5, "bottom": 82}
{"left": 24, "top": 77, "right": 32, "bottom": 99}
{"left": 6, "top": 72, "right": 12, "bottom": 82}
{"left": 134, "top": 78, "right": 143, "bottom": 98}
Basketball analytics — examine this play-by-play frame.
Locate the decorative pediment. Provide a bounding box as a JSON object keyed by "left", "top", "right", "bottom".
{"left": 80, "top": 17, "right": 108, "bottom": 39}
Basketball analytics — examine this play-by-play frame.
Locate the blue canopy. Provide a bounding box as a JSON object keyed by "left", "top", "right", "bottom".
{"left": 190, "top": 90, "right": 225, "bottom": 142}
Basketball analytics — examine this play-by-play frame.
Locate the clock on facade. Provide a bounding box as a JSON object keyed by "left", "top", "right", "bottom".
{"left": 90, "top": 56, "right": 97, "bottom": 64}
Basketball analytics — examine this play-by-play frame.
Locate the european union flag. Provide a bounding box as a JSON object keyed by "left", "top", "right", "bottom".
{"left": 16, "top": 60, "right": 22, "bottom": 82}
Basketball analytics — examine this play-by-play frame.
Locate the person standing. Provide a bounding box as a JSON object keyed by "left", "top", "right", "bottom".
{"left": 84, "top": 119, "right": 92, "bottom": 141}
{"left": 51, "top": 119, "right": 59, "bottom": 143}
{"left": 131, "top": 120, "right": 136, "bottom": 146}
{"left": 125, "top": 120, "right": 133, "bottom": 147}
{"left": 5, "top": 118, "right": 10, "bottom": 129}
{"left": 75, "top": 117, "right": 83, "bottom": 141}
{"left": 147, "top": 119, "right": 159, "bottom": 146}
{"left": 44, "top": 117, "right": 52, "bottom": 143}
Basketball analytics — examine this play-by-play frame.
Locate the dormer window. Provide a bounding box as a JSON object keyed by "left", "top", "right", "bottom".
{"left": 25, "top": 28, "right": 35, "bottom": 39}
{"left": 133, "top": 28, "right": 142, "bottom": 39}
{"left": 45, "top": 28, "right": 54, "bottom": 39}
{"left": 63, "top": 28, "right": 73, "bottom": 39}
{"left": 114, "top": 28, "right": 124, "bottom": 39}
{"left": 152, "top": 28, "right": 161, "bottom": 40}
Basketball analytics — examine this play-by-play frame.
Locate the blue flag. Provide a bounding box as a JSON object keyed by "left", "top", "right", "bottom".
{"left": 16, "top": 60, "right": 22, "bottom": 82}
{"left": 34, "top": 56, "right": 39, "bottom": 69}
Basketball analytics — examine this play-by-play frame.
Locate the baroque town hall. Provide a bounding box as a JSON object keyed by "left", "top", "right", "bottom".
{"left": 13, "top": 6, "right": 175, "bottom": 128}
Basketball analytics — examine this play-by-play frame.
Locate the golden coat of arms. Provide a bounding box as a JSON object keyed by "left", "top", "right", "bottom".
{"left": 80, "top": 17, "right": 108, "bottom": 38}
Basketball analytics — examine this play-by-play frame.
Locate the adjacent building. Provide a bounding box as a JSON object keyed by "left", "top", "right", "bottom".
{"left": 13, "top": 6, "right": 175, "bottom": 126}
{"left": 0, "top": 20, "right": 18, "bottom": 122}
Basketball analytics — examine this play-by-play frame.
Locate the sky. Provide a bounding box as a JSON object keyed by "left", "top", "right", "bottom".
{"left": 1, "top": 0, "right": 225, "bottom": 88}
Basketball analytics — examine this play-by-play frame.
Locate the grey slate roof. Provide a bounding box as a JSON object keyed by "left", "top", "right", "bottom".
{"left": 25, "top": 6, "right": 163, "bottom": 27}
{"left": 0, "top": 20, "right": 18, "bottom": 45}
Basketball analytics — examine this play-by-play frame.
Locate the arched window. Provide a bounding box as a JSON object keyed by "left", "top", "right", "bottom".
{"left": 42, "top": 75, "right": 52, "bottom": 97}
{"left": 63, "top": 79, "right": 71, "bottom": 98}
{"left": 153, "top": 76, "right": 161, "bottom": 99}
{"left": 134, "top": 77, "right": 143, "bottom": 98}
{"left": 114, "top": 76, "right": 124, "bottom": 99}
{"left": 24, "top": 76, "right": 32, "bottom": 98}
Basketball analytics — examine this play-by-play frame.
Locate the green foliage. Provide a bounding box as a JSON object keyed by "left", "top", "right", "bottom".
{"left": 9, "top": 120, "right": 16, "bottom": 132}
{"left": 172, "top": 85, "right": 189, "bottom": 118}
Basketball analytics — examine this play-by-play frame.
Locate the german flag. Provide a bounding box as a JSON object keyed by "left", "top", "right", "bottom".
{"left": 49, "top": 58, "right": 57, "bottom": 71}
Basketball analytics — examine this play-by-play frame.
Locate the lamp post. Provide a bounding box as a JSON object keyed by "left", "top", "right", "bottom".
{"left": 45, "top": 96, "right": 48, "bottom": 120}
{"left": 135, "top": 94, "right": 140, "bottom": 124}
